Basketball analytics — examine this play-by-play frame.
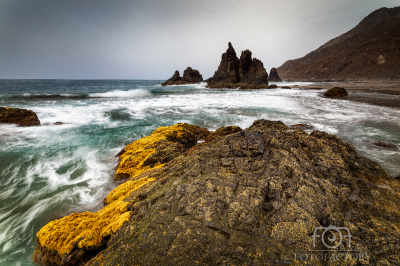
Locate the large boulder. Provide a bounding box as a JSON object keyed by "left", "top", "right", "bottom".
{"left": 268, "top": 67, "right": 282, "bottom": 82}
{"left": 0, "top": 107, "right": 40, "bottom": 126}
{"left": 323, "top": 87, "right": 348, "bottom": 97}
{"left": 34, "top": 120, "right": 400, "bottom": 265}
{"left": 207, "top": 43, "right": 269, "bottom": 89}
{"left": 162, "top": 68, "right": 203, "bottom": 86}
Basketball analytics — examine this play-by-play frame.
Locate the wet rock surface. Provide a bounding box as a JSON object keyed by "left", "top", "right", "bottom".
{"left": 290, "top": 123, "right": 315, "bottom": 130}
{"left": 207, "top": 43, "right": 269, "bottom": 89}
{"left": 373, "top": 141, "right": 398, "bottom": 150}
{"left": 64, "top": 119, "right": 400, "bottom": 266}
{"left": 0, "top": 107, "right": 40, "bottom": 126}
{"left": 324, "top": 87, "right": 348, "bottom": 97}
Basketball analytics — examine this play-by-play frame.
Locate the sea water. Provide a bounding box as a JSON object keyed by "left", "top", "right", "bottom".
{"left": 0, "top": 80, "right": 399, "bottom": 265}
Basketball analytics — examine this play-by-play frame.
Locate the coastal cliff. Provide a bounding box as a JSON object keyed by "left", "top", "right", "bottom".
{"left": 277, "top": 7, "right": 400, "bottom": 81}
{"left": 33, "top": 119, "right": 400, "bottom": 265}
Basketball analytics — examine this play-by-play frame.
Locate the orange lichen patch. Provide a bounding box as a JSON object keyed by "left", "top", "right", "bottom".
{"left": 116, "top": 123, "right": 205, "bottom": 180}
{"left": 106, "top": 177, "right": 155, "bottom": 204}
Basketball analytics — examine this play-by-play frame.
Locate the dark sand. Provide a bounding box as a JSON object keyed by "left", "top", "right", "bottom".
{"left": 296, "top": 80, "right": 400, "bottom": 108}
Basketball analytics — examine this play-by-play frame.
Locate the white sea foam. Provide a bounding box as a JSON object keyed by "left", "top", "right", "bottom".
{"left": 1, "top": 81, "right": 400, "bottom": 265}
{"left": 89, "top": 89, "right": 151, "bottom": 98}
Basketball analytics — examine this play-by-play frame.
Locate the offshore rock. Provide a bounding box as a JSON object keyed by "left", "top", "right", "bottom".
{"left": 207, "top": 43, "right": 268, "bottom": 89}
{"left": 238, "top": 50, "right": 269, "bottom": 84}
{"left": 0, "top": 107, "right": 40, "bottom": 126}
{"left": 323, "top": 87, "right": 348, "bottom": 97}
{"left": 161, "top": 67, "right": 203, "bottom": 86}
{"left": 182, "top": 67, "right": 203, "bottom": 83}
{"left": 207, "top": 42, "right": 240, "bottom": 84}
{"left": 268, "top": 67, "right": 282, "bottom": 82}
{"left": 63, "top": 119, "right": 400, "bottom": 266}
{"left": 373, "top": 141, "right": 398, "bottom": 150}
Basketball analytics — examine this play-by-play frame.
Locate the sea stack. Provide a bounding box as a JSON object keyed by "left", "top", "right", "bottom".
{"left": 268, "top": 67, "right": 282, "bottom": 82}
{"left": 207, "top": 42, "right": 269, "bottom": 89}
{"left": 0, "top": 107, "right": 40, "bottom": 126}
{"left": 161, "top": 67, "right": 203, "bottom": 86}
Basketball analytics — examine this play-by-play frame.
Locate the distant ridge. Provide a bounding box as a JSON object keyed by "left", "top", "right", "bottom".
{"left": 277, "top": 7, "right": 400, "bottom": 81}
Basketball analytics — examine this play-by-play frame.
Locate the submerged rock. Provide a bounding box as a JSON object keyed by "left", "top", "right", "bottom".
{"left": 43, "top": 122, "right": 67, "bottom": 126}
{"left": 34, "top": 120, "right": 400, "bottom": 266}
{"left": 207, "top": 43, "right": 269, "bottom": 89}
{"left": 373, "top": 141, "right": 398, "bottom": 150}
{"left": 162, "top": 67, "right": 203, "bottom": 86}
{"left": 0, "top": 107, "right": 40, "bottom": 126}
{"left": 323, "top": 87, "right": 348, "bottom": 97}
{"left": 268, "top": 67, "right": 282, "bottom": 82}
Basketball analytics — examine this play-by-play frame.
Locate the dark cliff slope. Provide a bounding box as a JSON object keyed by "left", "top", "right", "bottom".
{"left": 277, "top": 7, "right": 400, "bottom": 81}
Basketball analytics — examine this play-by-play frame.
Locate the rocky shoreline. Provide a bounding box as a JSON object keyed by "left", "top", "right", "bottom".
{"left": 0, "top": 107, "right": 40, "bottom": 126}
{"left": 33, "top": 119, "right": 400, "bottom": 265}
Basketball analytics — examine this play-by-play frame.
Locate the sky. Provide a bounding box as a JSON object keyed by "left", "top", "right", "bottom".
{"left": 0, "top": 0, "right": 399, "bottom": 80}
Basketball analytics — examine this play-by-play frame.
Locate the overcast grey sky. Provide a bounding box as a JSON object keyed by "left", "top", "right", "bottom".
{"left": 0, "top": 0, "right": 398, "bottom": 79}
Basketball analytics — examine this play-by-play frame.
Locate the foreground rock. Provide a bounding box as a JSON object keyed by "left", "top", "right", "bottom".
{"left": 268, "top": 67, "right": 282, "bottom": 82}
{"left": 207, "top": 43, "right": 269, "bottom": 89}
{"left": 34, "top": 120, "right": 400, "bottom": 265}
{"left": 0, "top": 107, "right": 40, "bottom": 126}
{"left": 162, "top": 67, "right": 203, "bottom": 86}
{"left": 290, "top": 123, "right": 314, "bottom": 130}
{"left": 324, "top": 87, "right": 348, "bottom": 97}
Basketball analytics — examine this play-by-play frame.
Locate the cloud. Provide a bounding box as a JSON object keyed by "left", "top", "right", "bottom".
{"left": 0, "top": 0, "right": 398, "bottom": 79}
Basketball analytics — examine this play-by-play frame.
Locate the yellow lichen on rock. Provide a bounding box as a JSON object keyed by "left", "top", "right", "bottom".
{"left": 37, "top": 199, "right": 129, "bottom": 255}
{"left": 106, "top": 177, "right": 155, "bottom": 204}
{"left": 116, "top": 123, "right": 205, "bottom": 180}
{"left": 36, "top": 176, "right": 156, "bottom": 255}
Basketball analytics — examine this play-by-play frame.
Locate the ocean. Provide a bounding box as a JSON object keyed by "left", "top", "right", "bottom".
{"left": 0, "top": 79, "right": 399, "bottom": 265}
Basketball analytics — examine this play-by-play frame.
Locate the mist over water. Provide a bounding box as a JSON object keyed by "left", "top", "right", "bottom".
{"left": 0, "top": 80, "right": 399, "bottom": 265}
